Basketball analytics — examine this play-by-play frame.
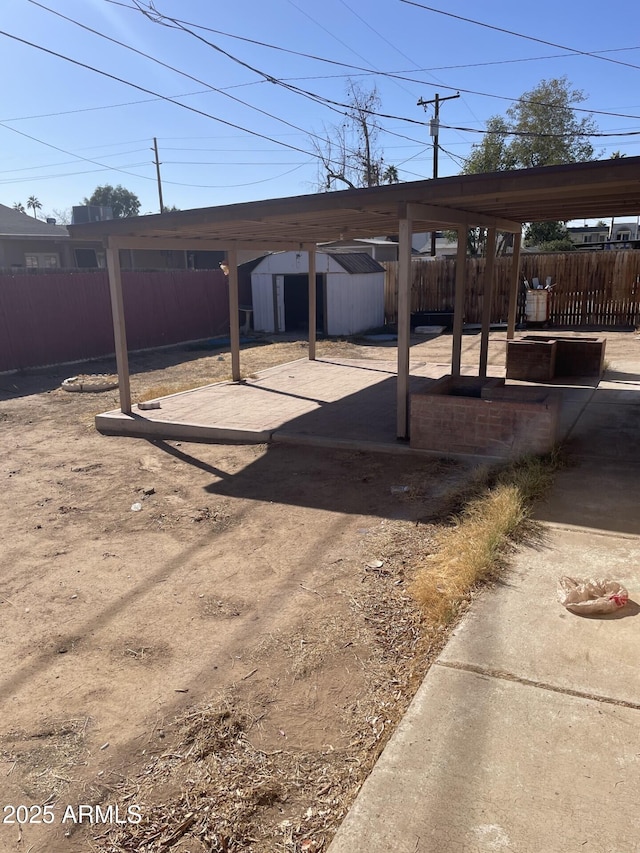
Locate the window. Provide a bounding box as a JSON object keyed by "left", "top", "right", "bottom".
{"left": 616, "top": 231, "right": 631, "bottom": 242}
{"left": 25, "top": 253, "right": 59, "bottom": 268}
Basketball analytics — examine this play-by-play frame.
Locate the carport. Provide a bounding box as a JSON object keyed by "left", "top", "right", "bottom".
{"left": 69, "top": 157, "right": 640, "bottom": 440}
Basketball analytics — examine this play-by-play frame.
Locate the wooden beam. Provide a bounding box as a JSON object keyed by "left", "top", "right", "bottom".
{"left": 407, "top": 202, "right": 521, "bottom": 234}
{"left": 396, "top": 215, "right": 412, "bottom": 440}
{"left": 105, "top": 245, "right": 131, "bottom": 414}
{"left": 479, "top": 227, "right": 497, "bottom": 378}
{"left": 306, "top": 245, "right": 317, "bottom": 361}
{"left": 103, "top": 236, "right": 303, "bottom": 252}
{"left": 507, "top": 232, "right": 523, "bottom": 340}
{"left": 227, "top": 247, "right": 241, "bottom": 381}
{"left": 451, "top": 226, "right": 468, "bottom": 377}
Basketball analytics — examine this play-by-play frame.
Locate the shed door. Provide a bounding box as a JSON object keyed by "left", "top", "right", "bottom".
{"left": 274, "top": 275, "right": 285, "bottom": 332}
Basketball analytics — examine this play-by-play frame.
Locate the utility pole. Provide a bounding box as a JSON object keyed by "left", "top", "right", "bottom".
{"left": 417, "top": 92, "right": 460, "bottom": 255}
{"left": 152, "top": 137, "right": 164, "bottom": 213}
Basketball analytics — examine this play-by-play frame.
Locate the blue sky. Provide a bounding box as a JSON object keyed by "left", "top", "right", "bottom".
{"left": 1, "top": 0, "right": 639, "bottom": 221}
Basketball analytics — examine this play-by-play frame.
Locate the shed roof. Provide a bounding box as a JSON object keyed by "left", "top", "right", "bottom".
{"left": 326, "top": 252, "right": 385, "bottom": 274}
{"left": 68, "top": 157, "right": 640, "bottom": 251}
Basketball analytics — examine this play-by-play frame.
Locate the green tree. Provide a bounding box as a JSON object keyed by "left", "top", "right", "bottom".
{"left": 83, "top": 184, "right": 141, "bottom": 218}
{"left": 12, "top": 202, "right": 25, "bottom": 214}
{"left": 464, "top": 77, "right": 597, "bottom": 175}
{"left": 461, "top": 77, "right": 598, "bottom": 255}
{"left": 312, "top": 81, "right": 399, "bottom": 190}
{"left": 463, "top": 116, "right": 514, "bottom": 174}
{"left": 524, "top": 221, "right": 570, "bottom": 247}
{"left": 27, "top": 195, "right": 42, "bottom": 219}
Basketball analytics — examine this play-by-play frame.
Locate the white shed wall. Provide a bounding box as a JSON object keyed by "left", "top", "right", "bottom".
{"left": 251, "top": 252, "right": 384, "bottom": 336}
{"left": 252, "top": 273, "right": 275, "bottom": 332}
{"left": 326, "top": 272, "right": 384, "bottom": 335}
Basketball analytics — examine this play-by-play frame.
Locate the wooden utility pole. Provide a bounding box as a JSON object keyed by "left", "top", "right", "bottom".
{"left": 152, "top": 137, "right": 164, "bottom": 213}
{"left": 417, "top": 92, "right": 460, "bottom": 256}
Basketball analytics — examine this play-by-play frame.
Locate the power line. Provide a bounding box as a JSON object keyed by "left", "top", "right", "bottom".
{"left": 440, "top": 123, "right": 640, "bottom": 139}
{"left": 8, "top": 4, "right": 640, "bottom": 136}
{"left": 0, "top": 163, "right": 150, "bottom": 185}
{"left": 0, "top": 120, "right": 157, "bottom": 182}
{"left": 26, "top": 0, "right": 331, "bottom": 148}
{"left": 102, "top": 0, "right": 640, "bottom": 122}
{"left": 104, "top": 0, "right": 640, "bottom": 82}
{"left": 0, "top": 28, "right": 320, "bottom": 159}
{"left": 399, "top": 1, "right": 640, "bottom": 73}
{"left": 0, "top": 149, "right": 149, "bottom": 175}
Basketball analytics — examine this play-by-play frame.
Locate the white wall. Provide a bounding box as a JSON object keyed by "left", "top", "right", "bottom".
{"left": 251, "top": 252, "right": 384, "bottom": 335}
{"left": 252, "top": 273, "right": 276, "bottom": 332}
{"left": 326, "top": 272, "right": 384, "bottom": 335}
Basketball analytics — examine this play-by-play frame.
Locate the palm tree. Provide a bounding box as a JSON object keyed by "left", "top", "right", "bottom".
{"left": 26, "top": 196, "right": 42, "bottom": 219}
{"left": 12, "top": 202, "right": 25, "bottom": 214}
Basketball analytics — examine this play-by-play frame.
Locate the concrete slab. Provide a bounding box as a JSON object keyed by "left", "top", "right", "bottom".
{"left": 329, "top": 344, "right": 640, "bottom": 853}
{"left": 563, "top": 402, "right": 640, "bottom": 463}
{"left": 329, "top": 665, "right": 640, "bottom": 853}
{"left": 439, "top": 527, "right": 640, "bottom": 706}
{"left": 535, "top": 460, "right": 640, "bottom": 536}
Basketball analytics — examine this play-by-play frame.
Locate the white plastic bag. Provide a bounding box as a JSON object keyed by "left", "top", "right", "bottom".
{"left": 558, "top": 577, "right": 629, "bottom": 615}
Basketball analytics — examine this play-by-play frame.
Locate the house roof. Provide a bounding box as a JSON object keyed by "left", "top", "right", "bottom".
{"left": 326, "top": 252, "right": 385, "bottom": 274}
{"left": 68, "top": 157, "right": 640, "bottom": 251}
{"left": 0, "top": 204, "right": 69, "bottom": 239}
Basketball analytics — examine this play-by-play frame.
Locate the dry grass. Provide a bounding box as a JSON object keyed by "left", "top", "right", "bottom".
{"left": 410, "top": 452, "right": 561, "bottom": 626}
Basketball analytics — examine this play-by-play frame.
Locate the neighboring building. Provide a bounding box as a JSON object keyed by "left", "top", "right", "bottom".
{"left": 251, "top": 251, "right": 385, "bottom": 336}
{"left": 0, "top": 204, "right": 76, "bottom": 270}
{"left": 321, "top": 232, "right": 459, "bottom": 259}
{"left": 0, "top": 204, "right": 228, "bottom": 271}
{"left": 319, "top": 237, "right": 400, "bottom": 262}
{"left": 568, "top": 221, "right": 640, "bottom": 249}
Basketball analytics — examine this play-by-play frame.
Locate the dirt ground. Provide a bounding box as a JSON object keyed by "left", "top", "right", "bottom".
{"left": 0, "top": 330, "right": 636, "bottom": 853}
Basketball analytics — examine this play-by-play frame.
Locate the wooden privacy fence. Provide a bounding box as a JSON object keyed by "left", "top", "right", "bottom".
{"left": 0, "top": 269, "right": 229, "bottom": 372}
{"left": 383, "top": 251, "right": 640, "bottom": 328}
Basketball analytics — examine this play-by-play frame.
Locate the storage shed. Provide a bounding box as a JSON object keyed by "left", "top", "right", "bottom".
{"left": 251, "top": 251, "right": 385, "bottom": 335}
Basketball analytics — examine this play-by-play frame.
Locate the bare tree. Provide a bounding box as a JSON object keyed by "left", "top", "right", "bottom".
{"left": 312, "top": 81, "right": 398, "bottom": 191}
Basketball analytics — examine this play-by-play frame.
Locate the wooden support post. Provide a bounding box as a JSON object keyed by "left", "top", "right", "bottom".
{"left": 105, "top": 244, "right": 131, "bottom": 413}
{"left": 227, "top": 246, "right": 241, "bottom": 381}
{"left": 479, "top": 227, "right": 497, "bottom": 378}
{"left": 451, "top": 226, "right": 468, "bottom": 377}
{"left": 507, "top": 232, "right": 523, "bottom": 340}
{"left": 396, "top": 214, "right": 412, "bottom": 439}
{"left": 307, "top": 245, "right": 316, "bottom": 360}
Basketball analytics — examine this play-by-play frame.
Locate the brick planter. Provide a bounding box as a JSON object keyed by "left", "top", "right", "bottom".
{"left": 506, "top": 339, "right": 557, "bottom": 382}
{"left": 506, "top": 335, "right": 606, "bottom": 381}
{"left": 524, "top": 335, "right": 606, "bottom": 378}
{"left": 410, "top": 375, "right": 561, "bottom": 458}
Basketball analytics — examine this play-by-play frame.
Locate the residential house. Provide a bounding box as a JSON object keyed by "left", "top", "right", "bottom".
{"left": 568, "top": 220, "right": 640, "bottom": 249}
{"left": 0, "top": 204, "right": 77, "bottom": 270}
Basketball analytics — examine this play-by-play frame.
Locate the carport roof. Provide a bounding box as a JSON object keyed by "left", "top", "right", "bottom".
{"left": 68, "top": 157, "right": 640, "bottom": 251}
